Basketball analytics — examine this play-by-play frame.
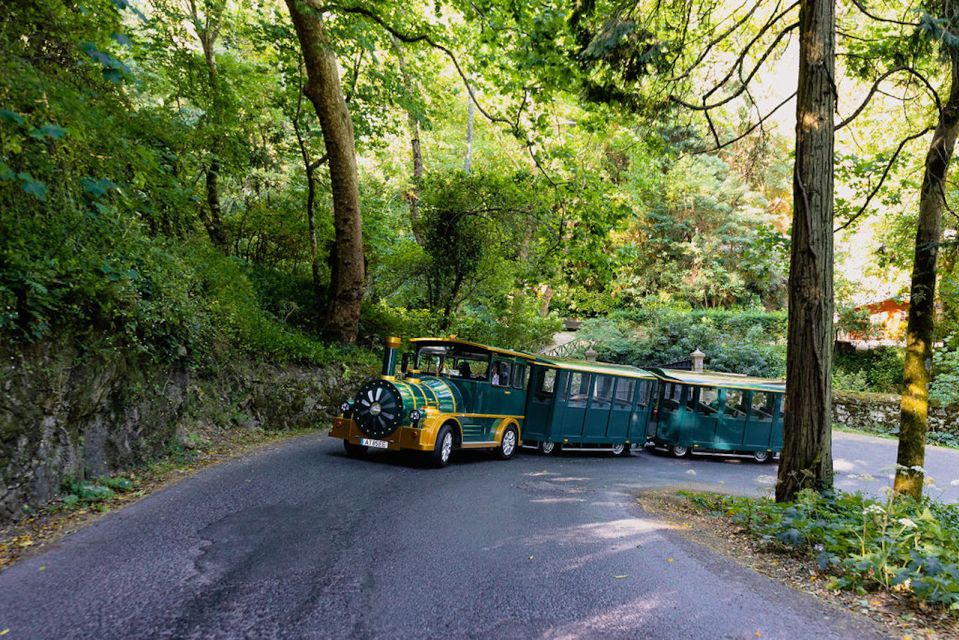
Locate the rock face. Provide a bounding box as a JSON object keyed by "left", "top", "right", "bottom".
{"left": 833, "top": 391, "right": 959, "bottom": 436}
{"left": 0, "top": 336, "right": 373, "bottom": 523}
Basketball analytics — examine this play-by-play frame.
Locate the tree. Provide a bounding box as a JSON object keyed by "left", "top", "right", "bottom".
{"left": 895, "top": 19, "right": 959, "bottom": 499}
{"left": 774, "top": 0, "right": 837, "bottom": 502}
{"left": 284, "top": 0, "right": 365, "bottom": 343}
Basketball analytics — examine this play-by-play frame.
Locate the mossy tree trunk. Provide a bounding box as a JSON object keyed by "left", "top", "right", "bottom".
{"left": 285, "top": 0, "right": 365, "bottom": 343}
{"left": 776, "top": 0, "right": 836, "bottom": 503}
{"left": 894, "top": 49, "right": 959, "bottom": 499}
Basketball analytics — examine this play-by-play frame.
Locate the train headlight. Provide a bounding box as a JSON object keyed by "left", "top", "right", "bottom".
{"left": 409, "top": 409, "right": 422, "bottom": 425}
{"left": 340, "top": 401, "right": 352, "bottom": 416}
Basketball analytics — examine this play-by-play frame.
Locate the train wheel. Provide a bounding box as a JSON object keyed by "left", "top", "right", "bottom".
{"left": 344, "top": 441, "right": 367, "bottom": 458}
{"left": 752, "top": 450, "right": 771, "bottom": 463}
{"left": 430, "top": 425, "right": 454, "bottom": 468}
{"left": 610, "top": 443, "right": 629, "bottom": 457}
{"left": 539, "top": 440, "right": 557, "bottom": 456}
{"left": 496, "top": 425, "right": 519, "bottom": 460}
{"left": 670, "top": 444, "right": 690, "bottom": 458}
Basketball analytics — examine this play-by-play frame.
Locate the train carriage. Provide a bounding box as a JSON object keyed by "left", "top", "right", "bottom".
{"left": 521, "top": 358, "right": 658, "bottom": 456}
{"left": 645, "top": 368, "right": 786, "bottom": 462}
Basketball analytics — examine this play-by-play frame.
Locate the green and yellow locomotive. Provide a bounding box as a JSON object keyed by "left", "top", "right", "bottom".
{"left": 331, "top": 337, "right": 533, "bottom": 467}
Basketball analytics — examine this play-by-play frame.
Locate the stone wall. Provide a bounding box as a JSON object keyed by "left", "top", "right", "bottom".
{"left": 833, "top": 391, "right": 959, "bottom": 435}
{"left": 0, "top": 336, "right": 374, "bottom": 523}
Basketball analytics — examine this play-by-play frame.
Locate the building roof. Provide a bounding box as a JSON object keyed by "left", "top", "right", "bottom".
{"left": 648, "top": 368, "right": 786, "bottom": 393}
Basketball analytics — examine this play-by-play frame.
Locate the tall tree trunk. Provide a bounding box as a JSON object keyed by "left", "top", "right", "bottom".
{"left": 195, "top": 8, "right": 229, "bottom": 252}
{"left": 465, "top": 96, "right": 474, "bottom": 174}
{"left": 391, "top": 35, "right": 425, "bottom": 246}
{"left": 292, "top": 75, "right": 325, "bottom": 320}
{"left": 285, "top": 0, "right": 365, "bottom": 344}
{"left": 776, "top": 0, "right": 836, "bottom": 503}
{"left": 203, "top": 160, "right": 228, "bottom": 250}
{"left": 894, "top": 50, "right": 959, "bottom": 499}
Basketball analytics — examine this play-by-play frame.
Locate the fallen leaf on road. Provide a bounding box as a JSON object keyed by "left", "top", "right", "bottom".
{"left": 38, "top": 565, "right": 45, "bottom": 572}
{"left": 667, "top": 557, "right": 674, "bottom": 563}
{"left": 528, "top": 555, "right": 534, "bottom": 560}
{"left": 0, "top": 629, "right": 9, "bottom": 636}
{"left": 754, "top": 632, "right": 762, "bottom": 638}
{"left": 614, "top": 575, "right": 628, "bottom": 579}
{"left": 686, "top": 470, "right": 696, "bottom": 476}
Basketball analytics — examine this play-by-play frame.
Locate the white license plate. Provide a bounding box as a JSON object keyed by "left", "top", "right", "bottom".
{"left": 361, "top": 438, "right": 389, "bottom": 449}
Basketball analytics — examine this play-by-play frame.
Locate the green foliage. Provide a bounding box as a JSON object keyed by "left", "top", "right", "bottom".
{"left": 577, "top": 307, "right": 787, "bottom": 376}
{"left": 57, "top": 474, "right": 135, "bottom": 512}
{"left": 931, "top": 337, "right": 959, "bottom": 407}
{"left": 834, "top": 348, "right": 904, "bottom": 394}
{"left": 689, "top": 490, "right": 959, "bottom": 611}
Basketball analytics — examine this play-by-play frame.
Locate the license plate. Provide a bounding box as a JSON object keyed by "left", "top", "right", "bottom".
{"left": 361, "top": 438, "right": 389, "bottom": 449}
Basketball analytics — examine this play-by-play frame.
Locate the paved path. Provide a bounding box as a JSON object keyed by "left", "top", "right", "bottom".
{"left": 0, "top": 432, "right": 926, "bottom": 639}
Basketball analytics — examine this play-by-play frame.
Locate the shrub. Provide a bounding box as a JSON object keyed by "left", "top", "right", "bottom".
{"left": 689, "top": 489, "right": 959, "bottom": 611}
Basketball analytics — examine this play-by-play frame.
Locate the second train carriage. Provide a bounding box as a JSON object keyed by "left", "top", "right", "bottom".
{"left": 521, "top": 357, "right": 658, "bottom": 455}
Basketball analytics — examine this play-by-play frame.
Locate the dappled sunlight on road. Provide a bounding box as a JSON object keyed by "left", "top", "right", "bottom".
{"left": 537, "top": 597, "right": 665, "bottom": 639}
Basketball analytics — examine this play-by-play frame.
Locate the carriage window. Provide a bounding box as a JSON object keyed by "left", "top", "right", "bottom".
{"left": 450, "top": 354, "right": 490, "bottom": 381}
{"left": 567, "top": 373, "right": 590, "bottom": 408}
{"left": 538, "top": 369, "right": 556, "bottom": 396}
{"left": 751, "top": 392, "right": 773, "bottom": 422}
{"left": 592, "top": 375, "right": 614, "bottom": 407}
{"left": 662, "top": 383, "right": 680, "bottom": 410}
{"left": 696, "top": 387, "right": 719, "bottom": 415}
{"left": 614, "top": 378, "right": 635, "bottom": 408}
{"left": 724, "top": 389, "right": 746, "bottom": 417}
{"left": 491, "top": 360, "right": 511, "bottom": 387}
{"left": 512, "top": 363, "right": 527, "bottom": 389}
{"left": 685, "top": 386, "right": 700, "bottom": 410}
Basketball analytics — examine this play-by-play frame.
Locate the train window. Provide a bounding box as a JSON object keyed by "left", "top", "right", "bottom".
{"left": 662, "top": 383, "right": 680, "bottom": 410}
{"left": 568, "top": 373, "right": 589, "bottom": 408}
{"left": 538, "top": 369, "right": 556, "bottom": 396}
{"left": 696, "top": 387, "right": 719, "bottom": 415}
{"left": 725, "top": 389, "right": 746, "bottom": 418}
{"left": 636, "top": 381, "right": 648, "bottom": 407}
{"left": 449, "top": 353, "right": 490, "bottom": 381}
{"left": 512, "top": 363, "right": 527, "bottom": 389}
{"left": 592, "top": 375, "right": 614, "bottom": 407}
{"left": 751, "top": 392, "right": 773, "bottom": 422}
{"left": 685, "top": 386, "right": 699, "bottom": 410}
{"left": 491, "top": 360, "right": 511, "bottom": 387}
{"left": 614, "top": 378, "right": 635, "bottom": 408}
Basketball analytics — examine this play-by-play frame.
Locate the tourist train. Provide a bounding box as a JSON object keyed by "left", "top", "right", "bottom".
{"left": 330, "top": 336, "right": 785, "bottom": 467}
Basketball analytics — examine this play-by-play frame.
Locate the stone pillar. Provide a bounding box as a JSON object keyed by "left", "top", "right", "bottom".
{"left": 585, "top": 347, "right": 598, "bottom": 362}
{"left": 691, "top": 348, "right": 705, "bottom": 372}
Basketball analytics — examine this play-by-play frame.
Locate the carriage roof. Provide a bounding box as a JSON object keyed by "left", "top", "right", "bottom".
{"left": 408, "top": 337, "right": 536, "bottom": 361}
{"left": 533, "top": 356, "right": 657, "bottom": 380}
{"left": 648, "top": 368, "right": 786, "bottom": 393}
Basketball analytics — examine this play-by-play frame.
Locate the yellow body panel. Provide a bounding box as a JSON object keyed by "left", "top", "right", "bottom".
{"left": 330, "top": 413, "right": 520, "bottom": 452}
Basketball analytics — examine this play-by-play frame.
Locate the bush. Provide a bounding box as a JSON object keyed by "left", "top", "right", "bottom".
{"left": 834, "top": 348, "right": 904, "bottom": 394}
{"left": 931, "top": 338, "right": 959, "bottom": 407}
{"left": 689, "top": 490, "right": 959, "bottom": 611}
{"left": 576, "top": 308, "right": 787, "bottom": 377}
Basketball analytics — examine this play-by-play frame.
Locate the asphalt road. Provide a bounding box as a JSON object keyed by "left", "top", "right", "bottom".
{"left": 2, "top": 430, "right": 952, "bottom": 640}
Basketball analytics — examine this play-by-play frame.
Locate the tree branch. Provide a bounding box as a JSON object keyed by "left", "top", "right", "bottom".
{"left": 699, "top": 91, "right": 796, "bottom": 153}
{"left": 836, "top": 66, "right": 941, "bottom": 130}
{"left": 834, "top": 127, "right": 933, "bottom": 232}
{"left": 849, "top": 0, "right": 920, "bottom": 28}
{"left": 332, "top": 3, "right": 512, "bottom": 127}
{"left": 671, "top": 20, "right": 799, "bottom": 112}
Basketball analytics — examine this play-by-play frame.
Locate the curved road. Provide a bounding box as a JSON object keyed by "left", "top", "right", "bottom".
{"left": 3, "top": 431, "right": 952, "bottom": 639}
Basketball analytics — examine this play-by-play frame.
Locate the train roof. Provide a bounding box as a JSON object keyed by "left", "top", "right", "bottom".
{"left": 408, "top": 337, "right": 536, "bottom": 361}
{"left": 534, "top": 356, "right": 657, "bottom": 380}
{"left": 648, "top": 368, "right": 786, "bottom": 393}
